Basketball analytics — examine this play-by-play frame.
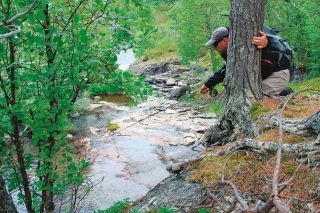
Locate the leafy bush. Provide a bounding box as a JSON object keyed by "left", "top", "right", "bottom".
{"left": 89, "top": 71, "right": 154, "bottom": 105}
{"left": 94, "top": 199, "right": 130, "bottom": 213}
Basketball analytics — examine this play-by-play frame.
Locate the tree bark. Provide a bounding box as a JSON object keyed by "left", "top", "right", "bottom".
{"left": 0, "top": 174, "right": 19, "bottom": 213}
{"left": 202, "top": 0, "right": 267, "bottom": 146}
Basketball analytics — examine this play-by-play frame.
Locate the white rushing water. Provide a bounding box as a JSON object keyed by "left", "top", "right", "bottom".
{"left": 116, "top": 49, "right": 136, "bottom": 71}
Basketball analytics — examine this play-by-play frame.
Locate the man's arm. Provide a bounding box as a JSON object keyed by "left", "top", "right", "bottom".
{"left": 200, "top": 64, "right": 226, "bottom": 94}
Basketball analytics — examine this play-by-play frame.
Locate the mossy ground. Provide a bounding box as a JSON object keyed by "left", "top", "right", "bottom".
{"left": 106, "top": 123, "right": 120, "bottom": 131}
{"left": 186, "top": 86, "right": 320, "bottom": 210}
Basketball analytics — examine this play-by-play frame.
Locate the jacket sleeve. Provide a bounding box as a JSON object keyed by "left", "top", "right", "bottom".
{"left": 204, "top": 64, "right": 226, "bottom": 88}
{"left": 261, "top": 49, "right": 290, "bottom": 80}
{"left": 261, "top": 56, "right": 277, "bottom": 80}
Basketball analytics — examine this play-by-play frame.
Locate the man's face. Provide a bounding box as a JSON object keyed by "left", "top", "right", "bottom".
{"left": 213, "top": 37, "right": 228, "bottom": 60}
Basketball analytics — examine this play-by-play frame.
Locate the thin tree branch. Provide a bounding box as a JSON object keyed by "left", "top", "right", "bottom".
{"left": 0, "top": 0, "right": 39, "bottom": 26}
{"left": 208, "top": 190, "right": 238, "bottom": 213}
{"left": 271, "top": 93, "right": 295, "bottom": 212}
{"left": 220, "top": 180, "right": 249, "bottom": 210}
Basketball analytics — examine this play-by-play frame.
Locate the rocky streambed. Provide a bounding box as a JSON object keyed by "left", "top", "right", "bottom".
{"left": 69, "top": 58, "right": 219, "bottom": 212}
{"left": 72, "top": 97, "right": 217, "bottom": 212}
{"left": 124, "top": 60, "right": 218, "bottom": 212}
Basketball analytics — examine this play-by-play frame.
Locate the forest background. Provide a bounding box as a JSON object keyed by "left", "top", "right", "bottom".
{"left": 0, "top": 0, "right": 319, "bottom": 212}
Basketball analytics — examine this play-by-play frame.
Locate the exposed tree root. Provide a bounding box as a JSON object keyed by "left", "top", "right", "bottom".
{"left": 167, "top": 110, "right": 320, "bottom": 174}
{"left": 167, "top": 136, "right": 320, "bottom": 174}
{"left": 268, "top": 110, "right": 320, "bottom": 137}
{"left": 201, "top": 100, "right": 258, "bottom": 147}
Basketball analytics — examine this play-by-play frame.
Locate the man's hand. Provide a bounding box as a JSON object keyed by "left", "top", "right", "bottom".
{"left": 252, "top": 31, "right": 268, "bottom": 49}
{"left": 200, "top": 85, "right": 210, "bottom": 94}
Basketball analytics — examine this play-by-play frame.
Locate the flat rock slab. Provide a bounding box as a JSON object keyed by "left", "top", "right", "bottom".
{"left": 130, "top": 171, "right": 207, "bottom": 213}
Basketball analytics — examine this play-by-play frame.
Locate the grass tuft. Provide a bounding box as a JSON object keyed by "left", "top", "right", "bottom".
{"left": 250, "top": 103, "right": 270, "bottom": 120}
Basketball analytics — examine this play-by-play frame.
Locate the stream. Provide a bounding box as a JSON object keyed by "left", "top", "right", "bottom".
{"left": 14, "top": 50, "right": 216, "bottom": 213}
{"left": 69, "top": 50, "right": 218, "bottom": 212}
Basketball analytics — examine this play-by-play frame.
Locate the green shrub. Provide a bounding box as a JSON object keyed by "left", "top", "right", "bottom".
{"left": 290, "top": 77, "right": 320, "bottom": 96}
{"left": 89, "top": 71, "right": 154, "bottom": 105}
{"left": 94, "top": 199, "right": 130, "bottom": 213}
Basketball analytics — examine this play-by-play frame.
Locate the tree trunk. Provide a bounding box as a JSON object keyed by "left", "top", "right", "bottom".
{"left": 0, "top": 174, "right": 19, "bottom": 213}
{"left": 202, "top": 0, "right": 267, "bottom": 146}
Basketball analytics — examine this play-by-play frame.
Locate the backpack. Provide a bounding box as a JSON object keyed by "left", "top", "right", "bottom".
{"left": 263, "top": 25, "right": 294, "bottom": 64}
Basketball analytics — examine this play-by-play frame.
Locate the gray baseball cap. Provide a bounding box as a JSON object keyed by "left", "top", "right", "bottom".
{"left": 205, "top": 27, "right": 229, "bottom": 47}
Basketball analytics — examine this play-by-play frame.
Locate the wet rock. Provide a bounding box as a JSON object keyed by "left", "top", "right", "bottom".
{"left": 88, "top": 127, "right": 100, "bottom": 135}
{"left": 183, "top": 138, "right": 195, "bottom": 146}
{"left": 168, "top": 85, "right": 191, "bottom": 100}
{"left": 129, "top": 62, "right": 170, "bottom": 76}
{"left": 130, "top": 172, "right": 207, "bottom": 213}
{"left": 94, "top": 96, "right": 102, "bottom": 101}
{"left": 169, "top": 66, "right": 190, "bottom": 74}
{"left": 169, "top": 58, "right": 181, "bottom": 65}
{"left": 66, "top": 134, "right": 74, "bottom": 141}
{"left": 166, "top": 78, "right": 176, "bottom": 86}
{"left": 75, "top": 57, "right": 219, "bottom": 211}
{"left": 166, "top": 163, "right": 182, "bottom": 174}
{"left": 165, "top": 109, "right": 177, "bottom": 114}
{"left": 129, "top": 60, "right": 195, "bottom": 96}
{"left": 88, "top": 104, "right": 103, "bottom": 110}
{"left": 155, "top": 78, "right": 166, "bottom": 83}
{"left": 145, "top": 77, "right": 154, "bottom": 84}
{"left": 183, "top": 133, "right": 196, "bottom": 145}
{"left": 177, "top": 81, "right": 186, "bottom": 86}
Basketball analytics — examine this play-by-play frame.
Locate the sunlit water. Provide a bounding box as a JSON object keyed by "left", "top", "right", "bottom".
{"left": 116, "top": 49, "right": 136, "bottom": 71}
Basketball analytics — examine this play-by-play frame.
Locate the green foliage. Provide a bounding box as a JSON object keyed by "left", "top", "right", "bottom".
{"left": 0, "top": 0, "right": 156, "bottom": 212}
{"left": 206, "top": 101, "right": 223, "bottom": 116}
{"left": 133, "top": 2, "right": 178, "bottom": 60}
{"left": 89, "top": 71, "right": 154, "bottom": 105}
{"left": 198, "top": 209, "right": 211, "bottom": 213}
{"left": 73, "top": 92, "right": 91, "bottom": 114}
{"left": 89, "top": 84, "right": 123, "bottom": 96}
{"left": 94, "top": 199, "right": 131, "bottom": 213}
{"left": 143, "top": 40, "right": 178, "bottom": 60}
{"left": 179, "top": 91, "right": 222, "bottom": 116}
{"left": 290, "top": 77, "right": 320, "bottom": 96}
{"left": 265, "top": 0, "right": 320, "bottom": 77}
{"left": 107, "top": 123, "right": 120, "bottom": 131}
{"left": 169, "top": 0, "right": 229, "bottom": 65}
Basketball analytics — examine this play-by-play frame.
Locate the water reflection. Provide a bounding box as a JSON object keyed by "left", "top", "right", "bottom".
{"left": 100, "top": 95, "right": 132, "bottom": 105}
